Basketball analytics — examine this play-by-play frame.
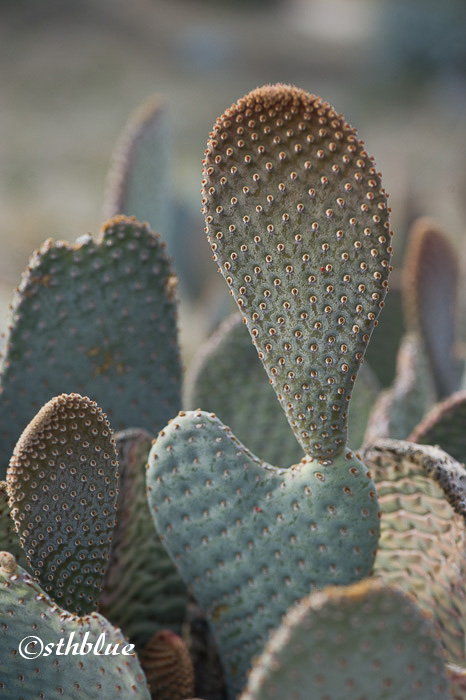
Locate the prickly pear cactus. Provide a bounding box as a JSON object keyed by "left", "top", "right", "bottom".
{"left": 6, "top": 393, "right": 119, "bottom": 615}
{"left": 103, "top": 98, "right": 174, "bottom": 257}
{"left": 185, "top": 313, "right": 380, "bottom": 466}
{"left": 240, "top": 579, "right": 451, "bottom": 700}
{"left": 201, "top": 83, "right": 392, "bottom": 459}
{"left": 362, "top": 439, "right": 466, "bottom": 667}
{"left": 100, "top": 428, "right": 187, "bottom": 649}
{"left": 0, "top": 551, "right": 150, "bottom": 699}
{"left": 363, "top": 332, "right": 436, "bottom": 442}
{"left": 0, "top": 215, "right": 181, "bottom": 478}
{"left": 0, "top": 482, "right": 24, "bottom": 564}
{"left": 139, "top": 629, "right": 195, "bottom": 700}
{"left": 147, "top": 410, "right": 379, "bottom": 696}
{"left": 403, "top": 216, "right": 461, "bottom": 398}
{"left": 148, "top": 84, "right": 392, "bottom": 697}
{"left": 409, "top": 389, "right": 466, "bottom": 463}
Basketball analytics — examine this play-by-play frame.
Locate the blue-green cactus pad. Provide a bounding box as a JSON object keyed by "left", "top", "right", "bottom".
{"left": 0, "top": 551, "right": 150, "bottom": 699}
{"left": 146, "top": 410, "right": 379, "bottom": 696}
{"left": 0, "top": 215, "right": 181, "bottom": 478}
{"left": 241, "top": 579, "right": 451, "bottom": 700}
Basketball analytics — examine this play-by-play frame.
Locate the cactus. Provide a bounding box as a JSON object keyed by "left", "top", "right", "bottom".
{"left": 362, "top": 439, "right": 466, "bottom": 666}
{"left": 100, "top": 428, "right": 188, "bottom": 650}
{"left": 0, "top": 215, "right": 181, "bottom": 478}
{"left": 0, "top": 550, "right": 151, "bottom": 699}
{"left": 6, "top": 393, "right": 119, "bottom": 616}
{"left": 185, "top": 313, "right": 380, "bottom": 466}
{"left": 147, "top": 83, "right": 393, "bottom": 696}
{"left": 240, "top": 578, "right": 451, "bottom": 700}
{"left": 363, "top": 216, "right": 461, "bottom": 443}
{"left": 0, "top": 481, "right": 25, "bottom": 565}
{"left": 139, "top": 629, "right": 195, "bottom": 700}
{"left": 103, "top": 98, "right": 174, "bottom": 248}
{"left": 409, "top": 389, "right": 466, "bottom": 463}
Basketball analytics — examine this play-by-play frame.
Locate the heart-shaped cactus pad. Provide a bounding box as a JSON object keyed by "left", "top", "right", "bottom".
{"left": 147, "top": 410, "right": 379, "bottom": 696}
{"left": 201, "top": 84, "right": 392, "bottom": 458}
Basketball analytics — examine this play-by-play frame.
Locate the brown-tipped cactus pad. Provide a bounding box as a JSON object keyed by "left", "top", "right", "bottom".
{"left": 0, "top": 552, "right": 150, "bottom": 699}
{"left": 7, "top": 393, "right": 119, "bottom": 615}
{"left": 147, "top": 410, "right": 379, "bottom": 696}
{"left": 100, "top": 429, "right": 187, "bottom": 649}
{"left": 0, "top": 215, "right": 181, "bottom": 478}
{"left": 402, "top": 216, "right": 462, "bottom": 398}
{"left": 409, "top": 389, "right": 466, "bottom": 464}
{"left": 140, "top": 629, "right": 195, "bottom": 700}
{"left": 362, "top": 439, "right": 466, "bottom": 666}
{"left": 202, "top": 84, "right": 392, "bottom": 458}
{"left": 240, "top": 578, "right": 451, "bottom": 700}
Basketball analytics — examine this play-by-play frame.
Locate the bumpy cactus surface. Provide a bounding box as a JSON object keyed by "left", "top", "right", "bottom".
{"left": 363, "top": 439, "right": 466, "bottom": 666}
{"left": 240, "top": 578, "right": 451, "bottom": 700}
{"left": 147, "top": 83, "right": 394, "bottom": 696}
{"left": 6, "top": 393, "right": 119, "bottom": 616}
{"left": 409, "top": 390, "right": 466, "bottom": 464}
{"left": 185, "top": 313, "right": 380, "bottom": 465}
{"left": 0, "top": 551, "right": 150, "bottom": 699}
{"left": 100, "top": 428, "right": 187, "bottom": 650}
{"left": 139, "top": 629, "right": 195, "bottom": 700}
{"left": 201, "top": 83, "right": 392, "bottom": 458}
{"left": 0, "top": 215, "right": 181, "bottom": 478}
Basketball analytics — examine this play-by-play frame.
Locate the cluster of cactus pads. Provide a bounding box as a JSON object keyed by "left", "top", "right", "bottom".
{"left": 1, "top": 83, "right": 466, "bottom": 700}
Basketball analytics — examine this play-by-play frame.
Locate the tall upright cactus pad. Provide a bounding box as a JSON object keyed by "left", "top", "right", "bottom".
{"left": 409, "top": 390, "right": 466, "bottom": 464}
{"left": 7, "top": 394, "right": 119, "bottom": 615}
{"left": 100, "top": 429, "right": 188, "bottom": 649}
{"left": 185, "top": 313, "right": 380, "bottom": 465}
{"left": 240, "top": 579, "right": 451, "bottom": 700}
{"left": 202, "top": 84, "right": 392, "bottom": 459}
{"left": 0, "top": 215, "right": 181, "bottom": 477}
{"left": 0, "top": 551, "right": 150, "bottom": 700}
{"left": 403, "top": 216, "right": 462, "bottom": 398}
{"left": 147, "top": 410, "right": 379, "bottom": 697}
{"left": 363, "top": 332, "right": 436, "bottom": 442}
{"left": 362, "top": 439, "right": 466, "bottom": 666}
{"left": 103, "top": 98, "right": 173, "bottom": 247}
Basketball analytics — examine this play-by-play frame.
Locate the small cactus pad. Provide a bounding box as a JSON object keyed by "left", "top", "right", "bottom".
{"left": 403, "top": 216, "right": 461, "bottom": 397}
{"left": 184, "top": 599, "right": 226, "bottom": 700}
{"left": 0, "top": 552, "right": 150, "bottom": 699}
{"left": 147, "top": 410, "right": 379, "bottom": 696}
{"left": 362, "top": 439, "right": 466, "bottom": 666}
{"left": 0, "top": 215, "right": 181, "bottom": 477}
{"left": 100, "top": 429, "right": 187, "bottom": 649}
{"left": 240, "top": 579, "right": 451, "bottom": 700}
{"left": 185, "top": 313, "right": 380, "bottom": 463}
{"left": 202, "top": 84, "right": 392, "bottom": 458}
{"left": 139, "top": 630, "right": 195, "bottom": 700}
{"left": 103, "top": 98, "right": 173, "bottom": 252}
{"left": 7, "top": 393, "right": 119, "bottom": 615}
{"left": 409, "top": 390, "right": 466, "bottom": 464}
{"left": 364, "top": 333, "right": 436, "bottom": 442}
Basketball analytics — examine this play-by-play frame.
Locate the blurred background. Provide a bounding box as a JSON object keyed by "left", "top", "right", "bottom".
{"left": 1, "top": 0, "right": 465, "bottom": 364}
